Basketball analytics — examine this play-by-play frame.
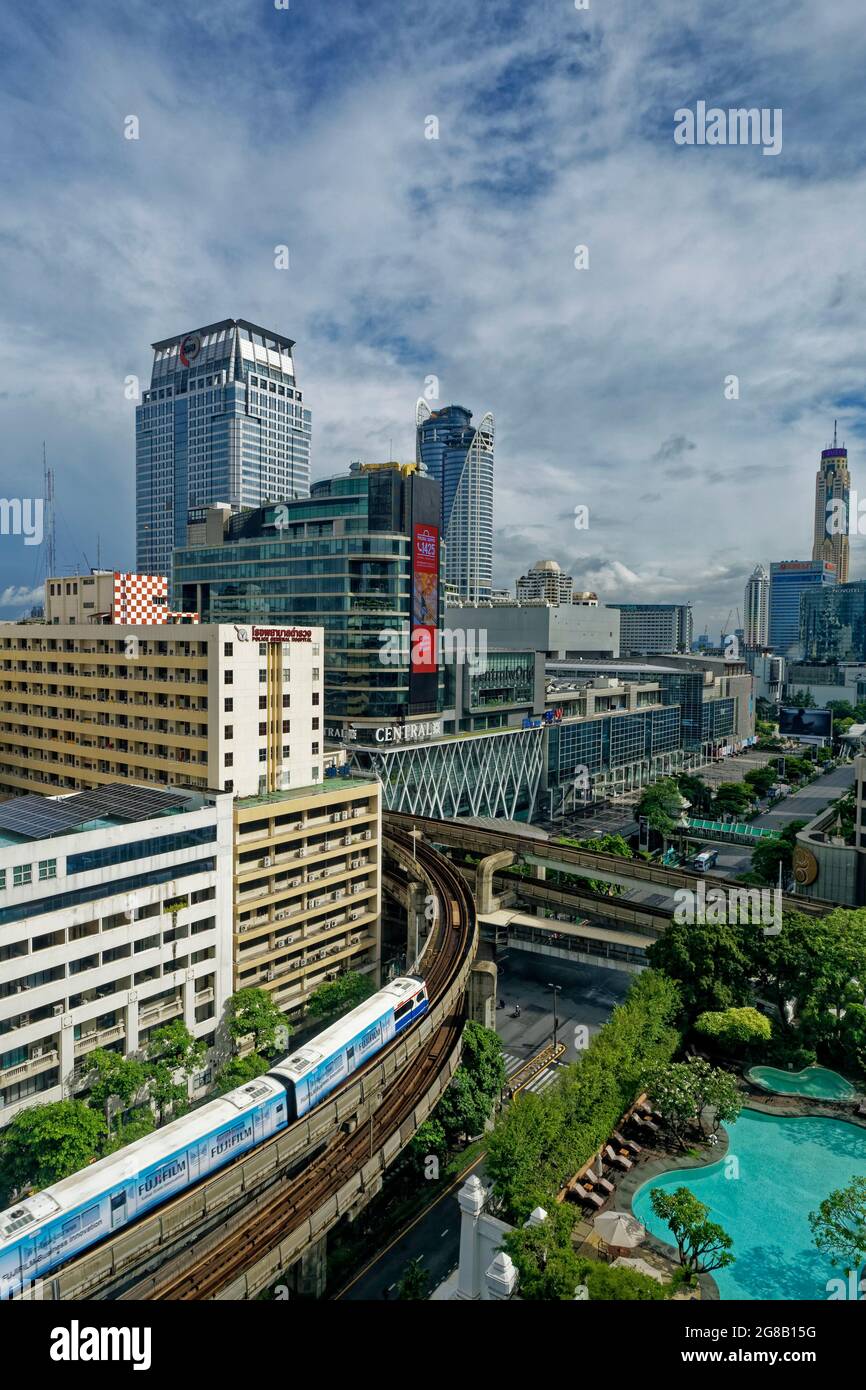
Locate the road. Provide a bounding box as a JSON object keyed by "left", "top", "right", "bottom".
{"left": 751, "top": 761, "right": 853, "bottom": 830}
{"left": 336, "top": 954, "right": 631, "bottom": 1299}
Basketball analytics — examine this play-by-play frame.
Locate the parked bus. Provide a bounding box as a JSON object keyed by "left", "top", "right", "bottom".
{"left": 692, "top": 849, "right": 719, "bottom": 872}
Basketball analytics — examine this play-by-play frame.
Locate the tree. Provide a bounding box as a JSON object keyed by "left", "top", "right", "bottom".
{"left": 555, "top": 833, "right": 632, "bottom": 896}
{"left": 714, "top": 782, "right": 753, "bottom": 818}
{"left": 694, "top": 1007, "right": 772, "bottom": 1053}
{"left": 227, "top": 987, "right": 285, "bottom": 1053}
{"left": 636, "top": 778, "right": 686, "bottom": 847}
{"left": 147, "top": 1021, "right": 205, "bottom": 1112}
{"left": 809, "top": 1176, "right": 866, "bottom": 1271}
{"left": 0, "top": 1101, "right": 105, "bottom": 1201}
{"left": 397, "top": 1256, "right": 430, "bottom": 1300}
{"left": 574, "top": 1257, "right": 668, "bottom": 1300}
{"left": 407, "top": 1117, "right": 448, "bottom": 1178}
{"left": 85, "top": 1049, "right": 148, "bottom": 1132}
{"left": 503, "top": 1203, "right": 583, "bottom": 1300}
{"left": 649, "top": 1186, "right": 735, "bottom": 1278}
{"left": 437, "top": 1021, "right": 505, "bottom": 1143}
{"left": 215, "top": 1052, "right": 270, "bottom": 1093}
{"left": 675, "top": 773, "right": 713, "bottom": 815}
{"left": 148, "top": 1061, "right": 189, "bottom": 1126}
{"left": 750, "top": 836, "right": 791, "bottom": 886}
{"left": 306, "top": 971, "right": 373, "bottom": 1021}
{"left": 647, "top": 918, "right": 751, "bottom": 1019}
{"left": 643, "top": 1057, "right": 741, "bottom": 1146}
{"left": 101, "top": 1109, "right": 155, "bottom": 1156}
{"left": 788, "top": 689, "right": 816, "bottom": 709}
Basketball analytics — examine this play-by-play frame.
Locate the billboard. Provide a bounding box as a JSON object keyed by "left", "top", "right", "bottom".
{"left": 411, "top": 522, "right": 439, "bottom": 675}
{"left": 778, "top": 706, "right": 833, "bottom": 738}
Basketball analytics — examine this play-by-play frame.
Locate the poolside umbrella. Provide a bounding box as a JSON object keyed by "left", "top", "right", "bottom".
{"left": 593, "top": 1211, "right": 646, "bottom": 1254}
{"left": 611, "top": 1256, "right": 665, "bottom": 1283}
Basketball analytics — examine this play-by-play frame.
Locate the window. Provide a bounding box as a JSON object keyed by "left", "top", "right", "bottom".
{"left": 38, "top": 859, "right": 57, "bottom": 881}
{"left": 312, "top": 668, "right": 320, "bottom": 680}
{"left": 224, "top": 642, "right": 233, "bottom": 657}
{"left": 224, "top": 670, "right": 233, "bottom": 685}
{"left": 282, "top": 694, "right": 290, "bottom": 708}
{"left": 225, "top": 780, "right": 233, "bottom": 792}
{"left": 0, "top": 869, "right": 5, "bottom": 891}
{"left": 311, "top": 743, "right": 319, "bottom": 755}
{"left": 224, "top": 697, "right": 233, "bottom": 712}
{"left": 259, "top": 670, "right": 267, "bottom": 683}
{"left": 282, "top": 745, "right": 291, "bottom": 758}
{"left": 225, "top": 753, "right": 234, "bottom": 767}
{"left": 13, "top": 864, "right": 32, "bottom": 887}
{"left": 312, "top": 693, "right": 320, "bottom": 706}
{"left": 259, "top": 722, "right": 267, "bottom": 736}
{"left": 258, "top": 749, "right": 267, "bottom": 762}
{"left": 259, "top": 695, "right": 267, "bottom": 710}
{"left": 312, "top": 717, "right": 319, "bottom": 730}
{"left": 224, "top": 726, "right": 233, "bottom": 740}
{"left": 282, "top": 719, "right": 290, "bottom": 733}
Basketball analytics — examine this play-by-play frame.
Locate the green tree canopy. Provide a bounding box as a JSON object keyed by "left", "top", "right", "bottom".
{"left": 649, "top": 1186, "right": 735, "bottom": 1277}
{"left": 85, "top": 1049, "right": 148, "bottom": 1131}
{"left": 397, "top": 1257, "right": 430, "bottom": 1300}
{"left": 306, "top": 971, "right": 374, "bottom": 1020}
{"left": 227, "top": 987, "right": 286, "bottom": 1053}
{"left": 215, "top": 1052, "right": 271, "bottom": 1093}
{"left": 635, "top": 779, "right": 686, "bottom": 841}
{"left": 0, "top": 1101, "right": 105, "bottom": 1201}
{"left": 694, "top": 1007, "right": 772, "bottom": 1051}
{"left": 503, "top": 1203, "right": 583, "bottom": 1300}
{"left": 809, "top": 1175, "right": 866, "bottom": 1271}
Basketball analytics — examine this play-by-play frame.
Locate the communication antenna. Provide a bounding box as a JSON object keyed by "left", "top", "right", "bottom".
{"left": 42, "top": 442, "right": 56, "bottom": 579}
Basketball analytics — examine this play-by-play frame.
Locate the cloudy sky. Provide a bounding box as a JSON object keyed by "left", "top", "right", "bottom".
{"left": 2, "top": 0, "right": 866, "bottom": 637}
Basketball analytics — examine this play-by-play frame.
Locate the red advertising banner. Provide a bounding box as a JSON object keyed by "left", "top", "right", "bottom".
{"left": 411, "top": 523, "right": 439, "bottom": 674}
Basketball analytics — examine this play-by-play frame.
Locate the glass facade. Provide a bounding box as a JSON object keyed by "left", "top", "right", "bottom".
{"left": 416, "top": 404, "right": 494, "bottom": 601}
{"left": 136, "top": 319, "right": 312, "bottom": 578}
{"left": 174, "top": 467, "right": 444, "bottom": 721}
{"left": 800, "top": 581, "right": 866, "bottom": 663}
{"left": 547, "top": 705, "right": 681, "bottom": 785}
{"left": 67, "top": 826, "right": 216, "bottom": 875}
{"left": 467, "top": 651, "right": 535, "bottom": 709}
{"left": 768, "top": 561, "right": 837, "bottom": 657}
{"left": 0, "top": 859, "right": 216, "bottom": 927}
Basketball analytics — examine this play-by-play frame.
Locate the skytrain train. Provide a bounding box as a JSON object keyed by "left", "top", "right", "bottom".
{"left": 0, "top": 976, "right": 428, "bottom": 1298}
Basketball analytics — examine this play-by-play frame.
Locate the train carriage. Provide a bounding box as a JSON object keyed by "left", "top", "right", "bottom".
{"left": 268, "top": 976, "right": 428, "bottom": 1120}
{"left": 0, "top": 1075, "right": 288, "bottom": 1299}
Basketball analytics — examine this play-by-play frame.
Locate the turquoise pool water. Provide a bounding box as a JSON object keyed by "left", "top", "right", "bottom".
{"left": 748, "top": 1065, "right": 859, "bottom": 1101}
{"left": 632, "top": 1110, "right": 866, "bottom": 1300}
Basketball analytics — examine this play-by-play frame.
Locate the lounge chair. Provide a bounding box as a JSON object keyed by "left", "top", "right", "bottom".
{"left": 612, "top": 1129, "right": 641, "bottom": 1156}
{"left": 604, "top": 1144, "right": 633, "bottom": 1171}
{"left": 586, "top": 1165, "right": 615, "bottom": 1195}
{"left": 579, "top": 1184, "right": 604, "bottom": 1208}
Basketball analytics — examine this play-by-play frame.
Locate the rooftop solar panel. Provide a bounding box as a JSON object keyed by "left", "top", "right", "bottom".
{"left": 0, "top": 784, "right": 191, "bottom": 839}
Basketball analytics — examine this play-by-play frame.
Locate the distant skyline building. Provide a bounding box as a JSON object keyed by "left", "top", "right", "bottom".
{"left": 768, "top": 559, "right": 837, "bottom": 657}
{"left": 800, "top": 580, "right": 866, "bottom": 664}
{"left": 415, "top": 402, "right": 494, "bottom": 602}
{"left": 136, "top": 319, "right": 312, "bottom": 579}
{"left": 812, "top": 424, "right": 850, "bottom": 584}
{"left": 744, "top": 564, "right": 769, "bottom": 649}
{"left": 516, "top": 559, "right": 573, "bottom": 604}
{"left": 605, "top": 603, "right": 692, "bottom": 655}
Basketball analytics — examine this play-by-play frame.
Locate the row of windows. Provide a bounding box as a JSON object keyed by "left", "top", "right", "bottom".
{"left": 0, "top": 859, "right": 56, "bottom": 891}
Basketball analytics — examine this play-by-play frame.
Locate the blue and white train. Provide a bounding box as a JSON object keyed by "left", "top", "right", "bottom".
{"left": 0, "top": 976, "right": 428, "bottom": 1298}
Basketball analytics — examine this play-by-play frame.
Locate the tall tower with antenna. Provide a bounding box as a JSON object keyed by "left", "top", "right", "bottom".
{"left": 812, "top": 421, "right": 850, "bottom": 583}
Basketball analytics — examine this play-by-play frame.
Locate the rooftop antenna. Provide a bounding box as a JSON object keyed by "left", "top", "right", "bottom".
{"left": 42, "top": 442, "right": 56, "bottom": 579}
{"left": 834, "top": 419, "right": 838, "bottom": 448}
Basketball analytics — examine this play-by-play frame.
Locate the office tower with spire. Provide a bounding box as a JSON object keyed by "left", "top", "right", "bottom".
{"left": 744, "top": 563, "right": 769, "bottom": 648}
{"left": 812, "top": 423, "right": 850, "bottom": 583}
{"left": 415, "top": 402, "right": 494, "bottom": 602}
{"left": 136, "top": 320, "right": 311, "bottom": 578}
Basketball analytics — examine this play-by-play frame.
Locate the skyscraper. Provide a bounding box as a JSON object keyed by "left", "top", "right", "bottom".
{"left": 744, "top": 563, "right": 769, "bottom": 648}
{"left": 768, "top": 559, "right": 836, "bottom": 656}
{"left": 812, "top": 424, "right": 850, "bottom": 584}
{"left": 415, "top": 402, "right": 494, "bottom": 602}
{"left": 136, "top": 319, "right": 311, "bottom": 578}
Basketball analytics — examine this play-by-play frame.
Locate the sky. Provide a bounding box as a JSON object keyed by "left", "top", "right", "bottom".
{"left": 2, "top": 0, "right": 866, "bottom": 637}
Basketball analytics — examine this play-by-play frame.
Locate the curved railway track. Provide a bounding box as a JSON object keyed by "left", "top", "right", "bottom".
{"left": 118, "top": 828, "right": 476, "bottom": 1300}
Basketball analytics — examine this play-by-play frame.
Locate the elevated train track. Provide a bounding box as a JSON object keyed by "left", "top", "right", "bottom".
{"left": 40, "top": 828, "right": 476, "bottom": 1301}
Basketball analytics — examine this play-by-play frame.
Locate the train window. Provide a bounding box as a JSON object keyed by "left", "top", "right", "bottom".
{"left": 414, "top": 994, "right": 424, "bottom": 1006}
{"left": 394, "top": 1000, "right": 412, "bottom": 1021}
{"left": 62, "top": 1216, "right": 81, "bottom": 1238}
{"left": 347, "top": 1045, "right": 355, "bottom": 1063}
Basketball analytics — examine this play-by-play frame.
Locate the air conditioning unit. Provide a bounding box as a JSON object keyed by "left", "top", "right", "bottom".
{"left": 266, "top": 970, "right": 276, "bottom": 982}
{"left": 53, "top": 1004, "right": 64, "bottom": 1015}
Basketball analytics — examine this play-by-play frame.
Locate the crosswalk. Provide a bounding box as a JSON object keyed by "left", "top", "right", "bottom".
{"left": 502, "top": 1050, "right": 562, "bottom": 1096}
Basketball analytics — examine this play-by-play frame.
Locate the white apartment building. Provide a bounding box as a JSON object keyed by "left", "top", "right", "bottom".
{"left": 0, "top": 621, "right": 325, "bottom": 800}
{"left": 0, "top": 784, "right": 233, "bottom": 1128}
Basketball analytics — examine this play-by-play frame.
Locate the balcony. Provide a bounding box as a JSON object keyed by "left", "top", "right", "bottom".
{"left": 73, "top": 1023, "right": 125, "bottom": 1057}
{"left": 0, "top": 1049, "right": 59, "bottom": 1083}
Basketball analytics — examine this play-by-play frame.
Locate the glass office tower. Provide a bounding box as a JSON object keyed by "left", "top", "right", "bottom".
{"left": 415, "top": 402, "right": 494, "bottom": 601}
{"left": 768, "top": 560, "right": 836, "bottom": 657}
{"left": 173, "top": 463, "right": 444, "bottom": 728}
{"left": 800, "top": 580, "right": 866, "bottom": 663}
{"left": 136, "top": 319, "right": 312, "bottom": 579}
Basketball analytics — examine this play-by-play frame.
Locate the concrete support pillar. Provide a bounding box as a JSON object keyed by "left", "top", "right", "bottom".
{"left": 59, "top": 1014, "right": 75, "bottom": 1097}
{"left": 475, "top": 851, "right": 515, "bottom": 914}
{"left": 288, "top": 1233, "right": 328, "bottom": 1299}
{"left": 469, "top": 961, "right": 497, "bottom": 1030}
{"left": 454, "top": 1174, "right": 487, "bottom": 1300}
{"left": 125, "top": 995, "right": 139, "bottom": 1054}
{"left": 406, "top": 880, "right": 426, "bottom": 972}
{"left": 486, "top": 1251, "right": 518, "bottom": 1301}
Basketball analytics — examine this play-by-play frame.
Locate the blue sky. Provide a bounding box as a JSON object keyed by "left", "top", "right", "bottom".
{"left": 2, "top": 0, "right": 866, "bottom": 636}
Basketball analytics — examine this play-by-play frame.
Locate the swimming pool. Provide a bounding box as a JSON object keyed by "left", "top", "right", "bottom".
{"left": 747, "top": 1065, "right": 859, "bottom": 1101}
{"left": 632, "top": 1110, "right": 866, "bottom": 1299}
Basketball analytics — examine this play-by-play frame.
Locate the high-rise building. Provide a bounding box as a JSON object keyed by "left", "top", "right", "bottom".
{"left": 415, "top": 402, "right": 493, "bottom": 601}
{"left": 174, "top": 462, "right": 444, "bottom": 737}
{"left": 768, "top": 560, "right": 837, "bottom": 657}
{"left": 516, "top": 559, "right": 573, "bottom": 604}
{"left": 743, "top": 564, "right": 769, "bottom": 649}
{"left": 605, "top": 603, "right": 692, "bottom": 654}
{"left": 800, "top": 580, "right": 866, "bottom": 664}
{"left": 136, "top": 320, "right": 311, "bottom": 579}
{"left": 812, "top": 425, "right": 850, "bottom": 584}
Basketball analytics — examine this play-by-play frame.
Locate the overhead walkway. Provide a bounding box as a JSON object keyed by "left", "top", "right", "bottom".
{"left": 480, "top": 908, "right": 649, "bottom": 973}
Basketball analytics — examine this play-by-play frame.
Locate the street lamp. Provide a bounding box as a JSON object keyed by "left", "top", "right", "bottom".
{"left": 409, "top": 827, "right": 422, "bottom": 862}
{"left": 548, "top": 982, "right": 562, "bottom": 1050}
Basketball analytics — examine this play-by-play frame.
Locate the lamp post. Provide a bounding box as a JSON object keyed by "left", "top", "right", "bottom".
{"left": 548, "top": 982, "right": 562, "bottom": 1051}
{"left": 409, "top": 827, "right": 422, "bottom": 862}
